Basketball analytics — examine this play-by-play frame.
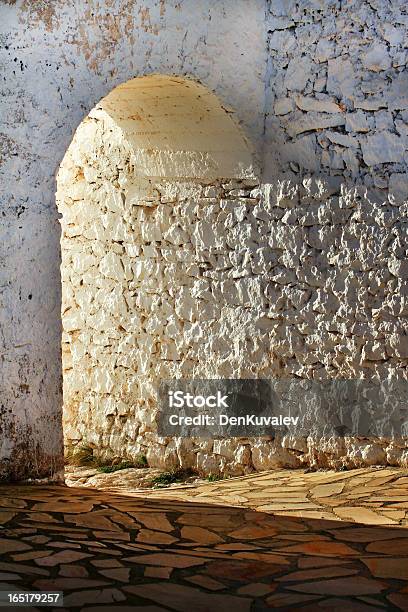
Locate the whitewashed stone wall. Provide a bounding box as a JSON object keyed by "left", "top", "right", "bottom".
{"left": 58, "top": 106, "right": 263, "bottom": 474}
{"left": 264, "top": 0, "right": 408, "bottom": 186}
{"left": 3, "top": 0, "right": 408, "bottom": 480}
{"left": 60, "top": 102, "right": 408, "bottom": 474}
{"left": 259, "top": 0, "right": 408, "bottom": 470}
{"left": 0, "top": 0, "right": 265, "bottom": 481}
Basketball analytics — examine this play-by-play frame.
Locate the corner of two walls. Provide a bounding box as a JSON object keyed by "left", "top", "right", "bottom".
{"left": 60, "top": 0, "right": 408, "bottom": 475}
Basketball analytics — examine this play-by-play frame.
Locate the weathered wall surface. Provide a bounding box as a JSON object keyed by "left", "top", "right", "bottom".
{"left": 0, "top": 0, "right": 265, "bottom": 481}
{"left": 2, "top": 0, "right": 408, "bottom": 480}
{"left": 257, "top": 0, "right": 408, "bottom": 469}
{"left": 60, "top": 119, "right": 408, "bottom": 471}
{"left": 58, "top": 109, "right": 261, "bottom": 473}
{"left": 58, "top": 77, "right": 262, "bottom": 475}
{"left": 264, "top": 0, "right": 408, "bottom": 185}
{"left": 60, "top": 73, "right": 408, "bottom": 473}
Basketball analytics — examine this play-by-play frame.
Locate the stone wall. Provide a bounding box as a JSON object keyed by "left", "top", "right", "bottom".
{"left": 257, "top": 0, "right": 408, "bottom": 470}
{"left": 264, "top": 0, "right": 408, "bottom": 187}
{"left": 3, "top": 0, "right": 408, "bottom": 480}
{"left": 58, "top": 102, "right": 263, "bottom": 473}
{"left": 60, "top": 98, "right": 408, "bottom": 473}
{"left": 0, "top": 0, "right": 265, "bottom": 481}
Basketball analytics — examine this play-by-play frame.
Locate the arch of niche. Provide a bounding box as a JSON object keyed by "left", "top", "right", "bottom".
{"left": 57, "top": 74, "right": 261, "bottom": 473}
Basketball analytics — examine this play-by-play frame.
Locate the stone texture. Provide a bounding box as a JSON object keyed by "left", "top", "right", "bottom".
{"left": 0, "top": 0, "right": 266, "bottom": 482}
{"left": 361, "top": 132, "right": 405, "bottom": 166}
{"left": 389, "top": 173, "right": 408, "bottom": 204}
{"left": 60, "top": 127, "right": 408, "bottom": 471}
{"left": 3, "top": 0, "right": 408, "bottom": 480}
{"left": 264, "top": 0, "right": 408, "bottom": 187}
{"left": 0, "top": 474, "right": 407, "bottom": 610}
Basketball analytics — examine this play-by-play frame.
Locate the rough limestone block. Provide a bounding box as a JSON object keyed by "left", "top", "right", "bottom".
{"left": 362, "top": 42, "right": 391, "bottom": 72}
{"left": 361, "top": 132, "right": 405, "bottom": 165}
{"left": 99, "top": 252, "right": 125, "bottom": 281}
{"left": 389, "top": 173, "right": 408, "bottom": 204}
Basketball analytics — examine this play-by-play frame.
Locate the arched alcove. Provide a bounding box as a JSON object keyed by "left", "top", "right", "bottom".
{"left": 57, "top": 74, "right": 262, "bottom": 472}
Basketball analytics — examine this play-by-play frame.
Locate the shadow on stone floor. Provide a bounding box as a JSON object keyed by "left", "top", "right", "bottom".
{"left": 0, "top": 484, "right": 407, "bottom": 611}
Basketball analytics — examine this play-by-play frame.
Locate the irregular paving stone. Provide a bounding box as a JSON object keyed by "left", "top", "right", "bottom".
{"left": 124, "top": 553, "right": 209, "bottom": 568}
{"left": 93, "top": 530, "right": 131, "bottom": 541}
{"left": 0, "top": 498, "right": 27, "bottom": 509}
{"left": 180, "top": 526, "right": 224, "bottom": 545}
{"left": 298, "top": 557, "right": 352, "bottom": 569}
{"left": 0, "top": 562, "right": 49, "bottom": 576}
{"left": 108, "top": 511, "right": 141, "bottom": 530}
{"left": 185, "top": 574, "right": 226, "bottom": 591}
{"left": 125, "top": 583, "right": 252, "bottom": 612}
{"left": 12, "top": 551, "right": 51, "bottom": 562}
{"left": 136, "top": 529, "right": 178, "bottom": 545}
{"left": 176, "top": 513, "right": 239, "bottom": 529}
{"left": 33, "top": 578, "right": 109, "bottom": 590}
{"left": 0, "top": 511, "right": 17, "bottom": 524}
{"left": 215, "top": 543, "right": 260, "bottom": 551}
{"left": 305, "top": 598, "right": 385, "bottom": 611}
{"left": 273, "top": 510, "right": 338, "bottom": 520}
{"left": 58, "top": 565, "right": 88, "bottom": 581}
{"left": 334, "top": 507, "right": 397, "bottom": 525}
{"left": 48, "top": 540, "right": 81, "bottom": 549}
{"left": 144, "top": 566, "right": 172, "bottom": 579}
{"left": 117, "top": 542, "right": 160, "bottom": 553}
{"left": 63, "top": 588, "right": 126, "bottom": 607}
{"left": 363, "top": 558, "right": 408, "bottom": 581}
{"left": 330, "top": 527, "right": 408, "bottom": 543}
{"left": 387, "top": 592, "right": 408, "bottom": 610}
{"left": 65, "top": 512, "right": 122, "bottom": 531}
{"left": 205, "top": 559, "right": 284, "bottom": 581}
{"left": 357, "top": 596, "right": 389, "bottom": 609}
{"left": 98, "top": 568, "right": 130, "bottom": 582}
{"left": 91, "top": 558, "right": 123, "bottom": 568}
{"left": 35, "top": 550, "right": 91, "bottom": 566}
{"left": 366, "top": 538, "right": 408, "bottom": 554}
{"left": 231, "top": 551, "right": 290, "bottom": 565}
{"left": 26, "top": 512, "right": 58, "bottom": 523}
{"left": 129, "top": 512, "right": 173, "bottom": 532}
{"left": 274, "top": 535, "right": 331, "bottom": 544}
{"left": 266, "top": 593, "right": 321, "bottom": 607}
{"left": 23, "top": 535, "right": 50, "bottom": 544}
{"left": 276, "top": 566, "right": 359, "bottom": 581}
{"left": 288, "top": 576, "right": 387, "bottom": 596}
{"left": 237, "top": 582, "right": 275, "bottom": 596}
{"left": 310, "top": 482, "right": 345, "bottom": 498}
{"left": 178, "top": 548, "right": 228, "bottom": 559}
{"left": 0, "top": 539, "right": 31, "bottom": 553}
{"left": 380, "top": 510, "right": 406, "bottom": 521}
{"left": 0, "top": 572, "right": 22, "bottom": 580}
{"left": 279, "top": 541, "right": 359, "bottom": 557}
{"left": 31, "top": 501, "right": 95, "bottom": 513}
{"left": 227, "top": 524, "right": 278, "bottom": 539}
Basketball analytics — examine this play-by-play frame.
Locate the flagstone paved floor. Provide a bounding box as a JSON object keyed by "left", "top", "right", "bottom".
{"left": 1, "top": 467, "right": 408, "bottom": 610}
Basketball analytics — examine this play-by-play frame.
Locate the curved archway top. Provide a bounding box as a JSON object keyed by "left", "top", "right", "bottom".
{"left": 92, "top": 74, "right": 258, "bottom": 180}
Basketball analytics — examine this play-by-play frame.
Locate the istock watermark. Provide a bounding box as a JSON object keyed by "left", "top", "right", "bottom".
{"left": 157, "top": 379, "right": 408, "bottom": 438}
{"left": 168, "top": 390, "right": 229, "bottom": 409}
